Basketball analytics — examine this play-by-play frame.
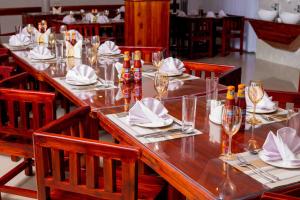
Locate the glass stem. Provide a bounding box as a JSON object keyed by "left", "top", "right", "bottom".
{"left": 253, "top": 103, "right": 256, "bottom": 122}
{"left": 228, "top": 135, "right": 232, "bottom": 156}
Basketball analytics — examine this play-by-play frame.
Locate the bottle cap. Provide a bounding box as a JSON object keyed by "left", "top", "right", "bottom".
{"left": 124, "top": 51, "right": 130, "bottom": 61}
{"left": 134, "top": 50, "right": 141, "bottom": 60}
{"left": 227, "top": 86, "right": 235, "bottom": 91}
{"left": 238, "top": 84, "right": 246, "bottom": 90}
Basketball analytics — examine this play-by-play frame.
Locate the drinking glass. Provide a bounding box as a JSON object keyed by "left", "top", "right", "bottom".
{"left": 152, "top": 51, "right": 164, "bottom": 70}
{"left": 206, "top": 77, "right": 219, "bottom": 110}
{"left": 182, "top": 95, "right": 197, "bottom": 134}
{"left": 87, "top": 47, "right": 97, "bottom": 67}
{"left": 222, "top": 106, "right": 242, "bottom": 160}
{"left": 26, "top": 24, "right": 34, "bottom": 43}
{"left": 154, "top": 72, "right": 169, "bottom": 100}
{"left": 91, "top": 35, "right": 100, "bottom": 51}
{"left": 248, "top": 80, "right": 264, "bottom": 125}
{"left": 55, "top": 40, "right": 64, "bottom": 61}
{"left": 104, "top": 63, "right": 115, "bottom": 86}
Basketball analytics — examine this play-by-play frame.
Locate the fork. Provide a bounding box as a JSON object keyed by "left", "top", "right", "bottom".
{"left": 237, "top": 156, "right": 280, "bottom": 182}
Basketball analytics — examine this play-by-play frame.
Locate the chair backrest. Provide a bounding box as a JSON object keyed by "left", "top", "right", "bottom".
{"left": 38, "top": 106, "right": 98, "bottom": 139}
{"left": 0, "top": 88, "right": 56, "bottom": 138}
{"left": 191, "top": 18, "right": 214, "bottom": 38}
{"left": 223, "top": 16, "right": 245, "bottom": 34}
{"left": 33, "top": 132, "right": 140, "bottom": 200}
{"left": 0, "top": 72, "right": 41, "bottom": 90}
{"left": 183, "top": 61, "right": 241, "bottom": 89}
{"left": 0, "top": 66, "right": 14, "bottom": 80}
{"left": 265, "top": 90, "right": 300, "bottom": 109}
{"left": 68, "top": 24, "right": 99, "bottom": 37}
{"left": 119, "top": 46, "right": 167, "bottom": 64}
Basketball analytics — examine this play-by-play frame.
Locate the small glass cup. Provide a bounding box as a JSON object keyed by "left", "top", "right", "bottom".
{"left": 154, "top": 72, "right": 169, "bottom": 100}
{"left": 152, "top": 51, "right": 164, "bottom": 70}
{"left": 182, "top": 95, "right": 197, "bottom": 134}
{"left": 206, "top": 77, "right": 219, "bottom": 110}
{"left": 104, "top": 63, "right": 115, "bottom": 86}
{"left": 15, "top": 25, "right": 23, "bottom": 34}
{"left": 55, "top": 40, "right": 64, "bottom": 61}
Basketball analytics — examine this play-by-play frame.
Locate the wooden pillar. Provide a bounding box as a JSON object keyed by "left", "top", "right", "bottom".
{"left": 125, "top": 0, "right": 170, "bottom": 51}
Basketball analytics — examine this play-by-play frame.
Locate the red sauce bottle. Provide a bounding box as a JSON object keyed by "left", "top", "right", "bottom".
{"left": 122, "top": 51, "right": 131, "bottom": 84}
{"left": 236, "top": 84, "right": 246, "bottom": 131}
{"left": 133, "top": 50, "right": 142, "bottom": 83}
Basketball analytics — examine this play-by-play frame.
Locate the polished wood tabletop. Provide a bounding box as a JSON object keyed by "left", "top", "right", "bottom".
{"left": 7, "top": 46, "right": 227, "bottom": 110}
{"left": 97, "top": 96, "right": 300, "bottom": 200}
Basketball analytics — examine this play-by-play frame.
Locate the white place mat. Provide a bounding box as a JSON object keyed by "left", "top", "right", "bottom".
{"left": 246, "top": 108, "right": 297, "bottom": 127}
{"left": 106, "top": 113, "right": 202, "bottom": 144}
{"left": 54, "top": 77, "right": 117, "bottom": 99}
{"left": 223, "top": 152, "right": 300, "bottom": 189}
{"left": 143, "top": 72, "right": 199, "bottom": 82}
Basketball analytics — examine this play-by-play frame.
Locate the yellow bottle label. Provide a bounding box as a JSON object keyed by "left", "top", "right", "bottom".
{"left": 226, "top": 86, "right": 235, "bottom": 100}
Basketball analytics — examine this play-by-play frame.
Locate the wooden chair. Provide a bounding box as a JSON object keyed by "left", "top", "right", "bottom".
{"left": 0, "top": 88, "right": 56, "bottom": 199}
{"left": 183, "top": 61, "right": 242, "bottom": 89}
{"left": 0, "top": 66, "right": 14, "bottom": 80}
{"left": 119, "top": 46, "right": 167, "bottom": 64}
{"left": 265, "top": 90, "right": 300, "bottom": 109}
{"left": 261, "top": 183, "right": 300, "bottom": 199}
{"left": 188, "top": 18, "right": 214, "bottom": 58}
{"left": 0, "top": 48, "right": 10, "bottom": 65}
{"left": 34, "top": 106, "right": 166, "bottom": 200}
{"left": 221, "top": 16, "right": 245, "bottom": 56}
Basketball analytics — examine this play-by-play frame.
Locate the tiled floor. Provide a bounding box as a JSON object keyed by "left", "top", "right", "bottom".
{"left": 1, "top": 52, "right": 300, "bottom": 199}
{"left": 197, "top": 52, "right": 300, "bottom": 92}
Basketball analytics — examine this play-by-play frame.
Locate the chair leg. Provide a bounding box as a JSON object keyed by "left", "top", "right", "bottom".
{"left": 37, "top": 186, "right": 50, "bottom": 200}
{"left": 239, "top": 35, "right": 244, "bottom": 55}
{"left": 24, "top": 158, "right": 33, "bottom": 176}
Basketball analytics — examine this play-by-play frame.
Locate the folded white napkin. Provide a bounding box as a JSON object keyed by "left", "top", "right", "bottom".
{"left": 177, "top": 10, "right": 187, "bottom": 17}
{"left": 159, "top": 57, "right": 185, "bottom": 75}
{"left": 245, "top": 87, "right": 276, "bottom": 110}
{"left": 262, "top": 127, "right": 300, "bottom": 166}
{"left": 66, "top": 40, "right": 83, "bottom": 58}
{"left": 21, "top": 27, "right": 38, "bottom": 37}
{"left": 119, "top": 6, "right": 125, "bottom": 12}
{"left": 112, "top": 14, "right": 121, "bottom": 21}
{"left": 35, "top": 28, "right": 51, "bottom": 44}
{"left": 206, "top": 11, "right": 216, "bottom": 18}
{"left": 114, "top": 62, "right": 123, "bottom": 79}
{"left": 85, "top": 13, "right": 95, "bottom": 22}
{"left": 115, "top": 84, "right": 123, "bottom": 101}
{"left": 129, "top": 98, "right": 169, "bottom": 125}
{"left": 66, "top": 64, "right": 97, "bottom": 85}
{"left": 218, "top": 10, "right": 227, "bottom": 18}
{"left": 9, "top": 34, "right": 30, "bottom": 46}
{"left": 97, "top": 15, "right": 110, "bottom": 24}
{"left": 67, "top": 29, "right": 83, "bottom": 41}
{"left": 80, "top": 9, "right": 85, "bottom": 14}
{"left": 63, "top": 15, "right": 76, "bottom": 24}
{"left": 29, "top": 46, "right": 54, "bottom": 60}
{"left": 98, "top": 41, "right": 121, "bottom": 55}
{"left": 52, "top": 7, "right": 62, "bottom": 14}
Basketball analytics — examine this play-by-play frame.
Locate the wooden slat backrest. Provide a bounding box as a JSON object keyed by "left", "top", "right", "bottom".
{"left": 266, "top": 90, "right": 300, "bottom": 108}
{"left": 0, "top": 66, "right": 14, "bottom": 80}
{"left": 0, "top": 72, "right": 39, "bottom": 90}
{"left": 183, "top": 61, "right": 241, "bottom": 89}
{"left": 34, "top": 132, "right": 140, "bottom": 200}
{"left": 119, "top": 46, "right": 166, "bottom": 64}
{"left": 191, "top": 18, "right": 213, "bottom": 38}
{"left": 0, "top": 88, "right": 56, "bottom": 137}
{"left": 38, "top": 106, "right": 98, "bottom": 139}
{"left": 223, "top": 16, "right": 245, "bottom": 34}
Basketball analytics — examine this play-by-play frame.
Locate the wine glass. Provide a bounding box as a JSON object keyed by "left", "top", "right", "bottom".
{"left": 221, "top": 106, "right": 242, "bottom": 160}
{"left": 48, "top": 33, "right": 56, "bottom": 50}
{"left": 154, "top": 72, "right": 169, "bottom": 100}
{"left": 218, "top": 163, "right": 236, "bottom": 200}
{"left": 91, "top": 35, "right": 100, "bottom": 51}
{"left": 26, "top": 24, "right": 34, "bottom": 43}
{"left": 152, "top": 51, "right": 164, "bottom": 70}
{"left": 248, "top": 80, "right": 264, "bottom": 125}
{"left": 87, "top": 47, "right": 97, "bottom": 67}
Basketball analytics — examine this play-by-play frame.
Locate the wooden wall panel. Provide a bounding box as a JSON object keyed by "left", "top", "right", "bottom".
{"left": 125, "top": 0, "right": 170, "bottom": 51}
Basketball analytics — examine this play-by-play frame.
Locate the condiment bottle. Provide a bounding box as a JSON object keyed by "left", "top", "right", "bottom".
{"left": 122, "top": 51, "right": 131, "bottom": 84}
{"left": 225, "top": 86, "right": 235, "bottom": 107}
{"left": 133, "top": 50, "right": 142, "bottom": 83}
{"left": 236, "top": 84, "right": 246, "bottom": 130}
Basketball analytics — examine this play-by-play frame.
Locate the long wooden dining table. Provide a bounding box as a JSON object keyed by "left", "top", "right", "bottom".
{"left": 3, "top": 42, "right": 300, "bottom": 199}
